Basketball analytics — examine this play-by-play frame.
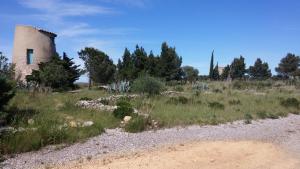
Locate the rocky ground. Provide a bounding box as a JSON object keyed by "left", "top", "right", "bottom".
{"left": 2, "top": 114, "right": 300, "bottom": 169}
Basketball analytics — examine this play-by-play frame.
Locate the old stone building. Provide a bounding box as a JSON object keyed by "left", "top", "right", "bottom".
{"left": 12, "top": 25, "right": 57, "bottom": 81}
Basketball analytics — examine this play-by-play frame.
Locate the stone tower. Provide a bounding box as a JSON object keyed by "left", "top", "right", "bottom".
{"left": 12, "top": 25, "right": 57, "bottom": 81}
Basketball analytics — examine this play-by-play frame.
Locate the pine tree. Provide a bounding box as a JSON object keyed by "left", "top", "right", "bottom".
{"left": 275, "top": 53, "right": 300, "bottom": 78}
{"left": 249, "top": 58, "right": 272, "bottom": 80}
{"left": 230, "top": 56, "right": 246, "bottom": 80}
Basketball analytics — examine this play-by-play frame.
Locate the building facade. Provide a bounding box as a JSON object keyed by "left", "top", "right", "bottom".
{"left": 12, "top": 25, "right": 57, "bottom": 81}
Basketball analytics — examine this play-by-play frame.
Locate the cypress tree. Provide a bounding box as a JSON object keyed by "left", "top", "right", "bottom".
{"left": 209, "top": 50, "right": 214, "bottom": 79}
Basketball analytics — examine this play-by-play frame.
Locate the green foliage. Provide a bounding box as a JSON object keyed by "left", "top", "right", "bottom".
{"left": 0, "top": 77, "right": 15, "bottom": 111}
{"left": 78, "top": 47, "right": 116, "bottom": 86}
{"left": 124, "top": 116, "right": 147, "bottom": 133}
{"left": 158, "top": 42, "right": 183, "bottom": 81}
{"left": 132, "top": 75, "right": 165, "bottom": 96}
{"left": 230, "top": 56, "right": 246, "bottom": 80}
{"left": 249, "top": 58, "right": 272, "bottom": 80}
{"left": 117, "top": 48, "right": 135, "bottom": 80}
{"left": 173, "top": 85, "right": 184, "bottom": 92}
{"left": 256, "top": 111, "right": 268, "bottom": 119}
{"left": 113, "top": 100, "right": 134, "bottom": 119}
{"left": 26, "top": 53, "right": 81, "bottom": 90}
{"left": 280, "top": 98, "right": 300, "bottom": 108}
{"left": 182, "top": 66, "right": 199, "bottom": 82}
{"left": 79, "top": 97, "right": 92, "bottom": 101}
{"left": 276, "top": 53, "right": 300, "bottom": 78}
{"left": 220, "top": 65, "right": 230, "bottom": 80}
{"left": 166, "top": 96, "right": 189, "bottom": 104}
{"left": 0, "top": 52, "right": 15, "bottom": 80}
{"left": 212, "top": 63, "right": 220, "bottom": 80}
{"left": 244, "top": 113, "right": 253, "bottom": 124}
{"left": 228, "top": 99, "right": 241, "bottom": 105}
{"left": 208, "top": 101, "right": 225, "bottom": 110}
{"left": 231, "top": 80, "right": 272, "bottom": 90}
{"left": 209, "top": 50, "right": 214, "bottom": 79}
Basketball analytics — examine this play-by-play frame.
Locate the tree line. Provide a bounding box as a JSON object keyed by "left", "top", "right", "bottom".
{"left": 0, "top": 43, "right": 300, "bottom": 92}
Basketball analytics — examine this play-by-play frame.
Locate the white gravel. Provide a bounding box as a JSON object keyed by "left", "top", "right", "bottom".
{"left": 2, "top": 114, "right": 300, "bottom": 169}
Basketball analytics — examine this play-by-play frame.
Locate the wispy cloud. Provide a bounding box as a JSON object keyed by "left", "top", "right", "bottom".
{"left": 20, "top": 0, "right": 114, "bottom": 17}
{"left": 99, "top": 0, "right": 149, "bottom": 8}
{"left": 59, "top": 23, "right": 140, "bottom": 38}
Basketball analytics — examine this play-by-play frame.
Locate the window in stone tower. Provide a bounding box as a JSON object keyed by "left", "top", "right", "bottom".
{"left": 26, "top": 49, "right": 34, "bottom": 64}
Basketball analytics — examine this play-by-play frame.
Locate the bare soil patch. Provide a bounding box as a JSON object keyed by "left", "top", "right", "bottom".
{"left": 53, "top": 141, "right": 299, "bottom": 169}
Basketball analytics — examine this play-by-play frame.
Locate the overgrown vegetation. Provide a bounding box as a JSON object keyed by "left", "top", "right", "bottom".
{"left": 132, "top": 75, "right": 165, "bottom": 96}
{"left": 113, "top": 100, "right": 134, "bottom": 119}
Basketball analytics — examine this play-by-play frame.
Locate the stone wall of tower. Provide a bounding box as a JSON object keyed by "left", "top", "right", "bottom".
{"left": 12, "top": 25, "right": 57, "bottom": 81}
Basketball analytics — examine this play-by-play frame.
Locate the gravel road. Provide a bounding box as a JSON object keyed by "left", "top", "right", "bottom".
{"left": 2, "top": 114, "right": 300, "bottom": 169}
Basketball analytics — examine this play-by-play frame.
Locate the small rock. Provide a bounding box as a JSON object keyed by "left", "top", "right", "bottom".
{"left": 69, "top": 121, "right": 77, "bottom": 128}
{"left": 28, "top": 119, "right": 35, "bottom": 125}
{"left": 123, "top": 116, "right": 132, "bottom": 123}
{"left": 82, "top": 121, "right": 94, "bottom": 127}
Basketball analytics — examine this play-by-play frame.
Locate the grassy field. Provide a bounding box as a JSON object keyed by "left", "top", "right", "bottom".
{"left": 1, "top": 81, "right": 300, "bottom": 155}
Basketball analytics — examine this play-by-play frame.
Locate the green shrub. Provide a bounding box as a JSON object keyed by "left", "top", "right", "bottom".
{"left": 0, "top": 77, "right": 15, "bottom": 111}
{"left": 244, "top": 113, "right": 253, "bottom": 124}
{"left": 113, "top": 101, "right": 134, "bottom": 119}
{"left": 124, "top": 116, "right": 147, "bottom": 133}
{"left": 132, "top": 75, "right": 165, "bottom": 96}
{"left": 256, "top": 111, "right": 268, "bottom": 119}
{"left": 79, "top": 97, "right": 92, "bottom": 101}
{"left": 280, "top": 98, "right": 300, "bottom": 108}
{"left": 166, "top": 96, "right": 189, "bottom": 104}
{"left": 228, "top": 99, "right": 241, "bottom": 105}
{"left": 173, "top": 85, "right": 184, "bottom": 92}
{"left": 100, "top": 99, "right": 109, "bottom": 105}
{"left": 208, "top": 101, "right": 225, "bottom": 110}
{"left": 267, "top": 113, "right": 279, "bottom": 119}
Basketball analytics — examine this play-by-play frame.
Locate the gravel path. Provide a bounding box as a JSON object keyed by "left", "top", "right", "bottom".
{"left": 2, "top": 114, "right": 300, "bottom": 169}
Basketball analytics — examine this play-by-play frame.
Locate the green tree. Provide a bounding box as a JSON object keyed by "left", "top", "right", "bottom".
{"left": 78, "top": 47, "right": 116, "bottom": 87}
{"left": 158, "top": 42, "right": 183, "bottom": 81}
{"left": 230, "top": 56, "right": 246, "bottom": 80}
{"left": 26, "top": 53, "right": 81, "bottom": 90}
{"left": 212, "top": 62, "right": 220, "bottom": 80}
{"left": 132, "top": 45, "right": 148, "bottom": 79}
{"left": 209, "top": 50, "right": 214, "bottom": 79}
{"left": 146, "top": 51, "right": 159, "bottom": 77}
{"left": 0, "top": 77, "right": 15, "bottom": 111}
{"left": 275, "top": 53, "right": 300, "bottom": 78}
{"left": 117, "top": 48, "right": 135, "bottom": 80}
{"left": 182, "top": 66, "right": 199, "bottom": 83}
{"left": 0, "top": 52, "right": 15, "bottom": 80}
{"left": 220, "top": 65, "right": 230, "bottom": 80}
{"left": 249, "top": 58, "right": 272, "bottom": 80}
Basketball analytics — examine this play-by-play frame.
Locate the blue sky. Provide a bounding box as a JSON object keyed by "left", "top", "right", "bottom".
{"left": 1, "top": 0, "right": 300, "bottom": 81}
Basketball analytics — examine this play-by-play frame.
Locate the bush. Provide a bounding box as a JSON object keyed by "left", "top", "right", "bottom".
{"left": 280, "top": 98, "right": 300, "bottom": 108}
{"left": 124, "top": 116, "right": 147, "bottom": 133}
{"left": 173, "top": 85, "right": 184, "bottom": 92}
{"left": 79, "top": 97, "right": 92, "bottom": 101}
{"left": 113, "top": 100, "right": 134, "bottom": 119}
{"left": 166, "top": 96, "right": 189, "bottom": 104}
{"left": 244, "top": 113, "right": 253, "bottom": 124}
{"left": 132, "top": 75, "right": 165, "bottom": 96}
{"left": 0, "top": 77, "right": 15, "bottom": 111}
{"left": 256, "top": 111, "right": 268, "bottom": 119}
{"left": 208, "top": 101, "right": 225, "bottom": 110}
{"left": 232, "top": 80, "right": 272, "bottom": 90}
{"left": 228, "top": 99, "right": 241, "bottom": 105}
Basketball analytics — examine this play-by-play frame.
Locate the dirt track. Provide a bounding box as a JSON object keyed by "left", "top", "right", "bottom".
{"left": 54, "top": 141, "right": 299, "bottom": 169}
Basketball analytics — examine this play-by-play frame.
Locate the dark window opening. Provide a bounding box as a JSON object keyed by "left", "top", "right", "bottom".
{"left": 26, "top": 49, "right": 34, "bottom": 64}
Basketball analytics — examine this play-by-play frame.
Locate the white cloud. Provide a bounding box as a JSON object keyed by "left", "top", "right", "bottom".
{"left": 59, "top": 23, "right": 140, "bottom": 38}
{"left": 20, "top": 0, "right": 114, "bottom": 17}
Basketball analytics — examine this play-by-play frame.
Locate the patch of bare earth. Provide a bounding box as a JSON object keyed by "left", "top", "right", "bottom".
{"left": 53, "top": 141, "right": 299, "bottom": 169}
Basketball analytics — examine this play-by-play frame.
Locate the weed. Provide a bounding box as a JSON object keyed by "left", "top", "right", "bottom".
{"left": 228, "top": 99, "right": 241, "bottom": 105}
{"left": 113, "top": 101, "right": 133, "bottom": 119}
{"left": 244, "top": 113, "right": 253, "bottom": 124}
{"left": 79, "top": 97, "right": 92, "bottom": 101}
{"left": 124, "top": 116, "right": 147, "bottom": 133}
{"left": 280, "top": 98, "right": 300, "bottom": 108}
{"left": 166, "top": 96, "right": 189, "bottom": 104}
{"left": 208, "top": 102, "right": 225, "bottom": 110}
